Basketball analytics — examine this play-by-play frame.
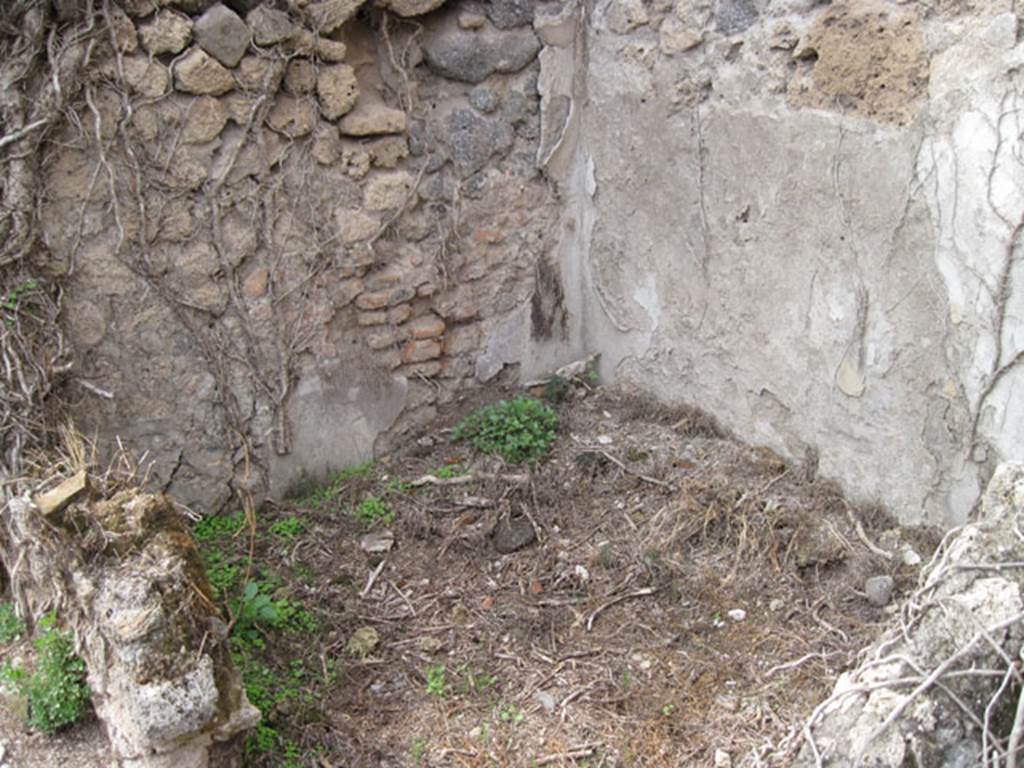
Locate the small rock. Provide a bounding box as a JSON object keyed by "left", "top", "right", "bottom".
{"left": 360, "top": 530, "right": 395, "bottom": 554}
{"left": 316, "top": 64, "right": 359, "bottom": 120}
{"left": 606, "top": 0, "right": 648, "bottom": 34}
{"left": 418, "top": 636, "right": 444, "bottom": 653}
{"left": 139, "top": 10, "right": 193, "bottom": 55}
{"left": 346, "top": 626, "right": 380, "bottom": 658}
{"left": 574, "top": 564, "right": 590, "bottom": 581}
{"left": 305, "top": 0, "right": 364, "bottom": 33}
{"left": 444, "top": 108, "right": 514, "bottom": 176}
{"left": 364, "top": 170, "right": 417, "bottom": 211}
{"left": 378, "top": 0, "right": 446, "bottom": 15}
{"left": 532, "top": 690, "right": 556, "bottom": 712}
{"left": 902, "top": 547, "right": 921, "bottom": 566}
{"left": 596, "top": 435, "right": 613, "bottom": 445}
{"left": 727, "top": 608, "right": 746, "bottom": 622}
{"left": 865, "top": 575, "right": 895, "bottom": 607}
{"left": 34, "top": 470, "right": 89, "bottom": 518}
{"left": 317, "top": 38, "right": 348, "bottom": 61}
{"left": 713, "top": 749, "right": 732, "bottom": 768}
{"left": 423, "top": 17, "right": 541, "bottom": 84}
{"left": 468, "top": 86, "right": 499, "bottom": 113}
{"left": 246, "top": 5, "right": 295, "bottom": 46}
{"left": 458, "top": 10, "right": 486, "bottom": 28}
{"left": 339, "top": 101, "right": 408, "bottom": 136}
{"left": 182, "top": 96, "right": 228, "bottom": 143}
{"left": 285, "top": 59, "right": 317, "bottom": 94}
{"left": 660, "top": 15, "right": 704, "bottom": 55}
{"left": 194, "top": 3, "right": 251, "bottom": 68}
{"left": 492, "top": 516, "right": 536, "bottom": 554}
{"left": 485, "top": 0, "right": 533, "bottom": 29}
{"left": 266, "top": 94, "right": 317, "bottom": 138}
{"left": 174, "top": 48, "right": 235, "bottom": 95}
{"left": 768, "top": 598, "right": 785, "bottom": 612}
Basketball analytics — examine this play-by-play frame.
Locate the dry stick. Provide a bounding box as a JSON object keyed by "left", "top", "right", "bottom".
{"left": 586, "top": 587, "right": 658, "bottom": 631}
{"left": 360, "top": 559, "right": 387, "bottom": 599}
{"left": 597, "top": 450, "right": 673, "bottom": 489}
{"left": 845, "top": 504, "right": 893, "bottom": 560}
{"left": 535, "top": 745, "right": 600, "bottom": 766}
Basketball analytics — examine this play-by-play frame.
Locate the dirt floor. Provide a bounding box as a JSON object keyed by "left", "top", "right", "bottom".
{"left": 0, "top": 382, "right": 941, "bottom": 767}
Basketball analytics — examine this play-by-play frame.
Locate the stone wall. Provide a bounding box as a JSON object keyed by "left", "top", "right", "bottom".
{"left": 52, "top": 0, "right": 1024, "bottom": 525}
{"left": 550, "top": 0, "right": 1024, "bottom": 524}
{"left": 48, "top": 0, "right": 565, "bottom": 510}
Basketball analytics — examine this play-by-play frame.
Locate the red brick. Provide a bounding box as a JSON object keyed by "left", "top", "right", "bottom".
{"left": 388, "top": 304, "right": 413, "bottom": 325}
{"left": 401, "top": 339, "right": 442, "bottom": 364}
{"left": 355, "top": 291, "right": 389, "bottom": 310}
{"left": 410, "top": 315, "right": 446, "bottom": 340}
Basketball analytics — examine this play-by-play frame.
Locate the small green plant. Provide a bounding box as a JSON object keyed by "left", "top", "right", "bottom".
{"left": 411, "top": 738, "right": 427, "bottom": 764}
{"left": 269, "top": 516, "right": 305, "bottom": 540}
{"left": 11, "top": 614, "right": 91, "bottom": 734}
{"left": 292, "top": 461, "right": 375, "bottom": 509}
{"left": 452, "top": 397, "right": 558, "bottom": 465}
{"left": 1, "top": 280, "right": 40, "bottom": 324}
{"left": 193, "top": 511, "right": 245, "bottom": 542}
{"left": 425, "top": 664, "right": 447, "bottom": 697}
{"left": 0, "top": 602, "right": 26, "bottom": 643}
{"left": 458, "top": 665, "right": 497, "bottom": 695}
{"left": 661, "top": 703, "right": 677, "bottom": 717}
{"left": 434, "top": 464, "right": 465, "bottom": 479}
{"left": 384, "top": 476, "right": 413, "bottom": 494}
{"left": 542, "top": 374, "right": 572, "bottom": 403}
{"left": 499, "top": 704, "right": 525, "bottom": 725}
{"left": 354, "top": 495, "right": 394, "bottom": 525}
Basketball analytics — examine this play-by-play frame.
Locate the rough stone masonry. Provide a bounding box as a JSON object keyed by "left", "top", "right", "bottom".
{"left": 51, "top": 0, "right": 1024, "bottom": 525}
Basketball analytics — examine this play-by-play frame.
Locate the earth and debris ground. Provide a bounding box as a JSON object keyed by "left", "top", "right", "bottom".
{"left": 0, "top": 383, "right": 940, "bottom": 767}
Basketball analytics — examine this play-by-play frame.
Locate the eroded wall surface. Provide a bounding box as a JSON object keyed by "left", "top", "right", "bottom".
{"left": 559, "top": 0, "right": 1024, "bottom": 524}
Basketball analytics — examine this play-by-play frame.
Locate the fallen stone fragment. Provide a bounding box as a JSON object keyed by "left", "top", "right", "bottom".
{"left": 33, "top": 470, "right": 88, "bottom": 518}
{"left": 492, "top": 516, "right": 536, "bottom": 553}
{"left": 864, "top": 574, "right": 895, "bottom": 607}
{"left": 360, "top": 529, "right": 395, "bottom": 554}
{"left": 194, "top": 3, "right": 250, "bottom": 68}
{"left": 347, "top": 626, "right": 380, "bottom": 657}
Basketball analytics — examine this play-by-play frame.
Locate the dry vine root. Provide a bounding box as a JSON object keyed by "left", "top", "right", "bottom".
{"left": 0, "top": 1, "right": 100, "bottom": 602}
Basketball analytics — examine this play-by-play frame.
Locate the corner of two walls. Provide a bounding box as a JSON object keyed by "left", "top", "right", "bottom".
{"left": 564, "top": 0, "right": 1024, "bottom": 525}
{"left": 57, "top": 0, "right": 1024, "bottom": 527}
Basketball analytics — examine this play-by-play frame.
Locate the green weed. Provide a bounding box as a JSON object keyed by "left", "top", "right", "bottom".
{"left": 0, "top": 602, "right": 25, "bottom": 643}
{"left": 193, "top": 511, "right": 245, "bottom": 542}
{"left": 354, "top": 495, "right": 394, "bottom": 525}
{"left": 269, "top": 517, "right": 305, "bottom": 540}
{"left": 452, "top": 397, "right": 558, "bottom": 465}
{"left": 7, "top": 613, "right": 91, "bottom": 734}
{"left": 292, "top": 461, "right": 375, "bottom": 509}
{"left": 425, "top": 665, "right": 447, "bottom": 698}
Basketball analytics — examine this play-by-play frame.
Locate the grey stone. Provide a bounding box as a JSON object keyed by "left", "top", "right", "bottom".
{"left": 423, "top": 16, "right": 541, "bottom": 83}
{"left": 194, "top": 3, "right": 250, "bottom": 68}
{"left": 468, "top": 86, "right": 500, "bottom": 113}
{"left": 485, "top": 0, "right": 532, "bottom": 29}
{"left": 492, "top": 515, "right": 536, "bottom": 553}
{"left": 246, "top": 4, "right": 296, "bottom": 45}
{"left": 378, "top": 0, "right": 446, "bottom": 15}
{"left": 444, "top": 108, "right": 514, "bottom": 176}
{"left": 864, "top": 575, "right": 895, "bottom": 607}
{"left": 715, "top": 0, "right": 758, "bottom": 36}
